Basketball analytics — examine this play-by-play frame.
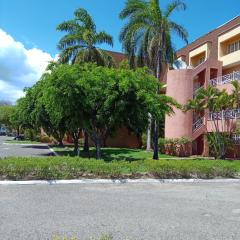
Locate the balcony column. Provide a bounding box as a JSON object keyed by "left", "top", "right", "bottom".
{"left": 203, "top": 67, "right": 210, "bottom": 134}
{"left": 202, "top": 67, "right": 211, "bottom": 157}
{"left": 204, "top": 67, "right": 210, "bottom": 88}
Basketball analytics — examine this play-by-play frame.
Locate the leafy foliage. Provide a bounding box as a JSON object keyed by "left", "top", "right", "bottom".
{"left": 185, "top": 81, "right": 240, "bottom": 159}
{"left": 13, "top": 63, "right": 178, "bottom": 159}
{"left": 119, "top": 0, "right": 188, "bottom": 159}
{"left": 0, "top": 156, "right": 239, "bottom": 180}
{"left": 57, "top": 8, "right": 114, "bottom": 66}
{"left": 158, "top": 137, "right": 192, "bottom": 156}
{"left": 0, "top": 105, "right": 15, "bottom": 129}
{"left": 119, "top": 0, "right": 188, "bottom": 71}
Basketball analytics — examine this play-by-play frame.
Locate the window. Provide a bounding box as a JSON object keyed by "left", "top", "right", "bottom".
{"left": 199, "top": 56, "right": 205, "bottom": 64}
{"left": 227, "top": 40, "right": 240, "bottom": 54}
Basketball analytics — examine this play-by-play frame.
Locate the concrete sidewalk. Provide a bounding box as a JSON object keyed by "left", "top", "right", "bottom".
{"left": 0, "top": 182, "right": 239, "bottom": 240}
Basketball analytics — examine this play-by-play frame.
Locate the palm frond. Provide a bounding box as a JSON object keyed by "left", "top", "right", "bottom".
{"left": 164, "top": 0, "right": 186, "bottom": 18}
{"left": 119, "top": 0, "right": 147, "bottom": 19}
{"left": 74, "top": 8, "right": 96, "bottom": 31}
{"left": 97, "top": 49, "right": 116, "bottom": 67}
{"left": 57, "top": 34, "right": 86, "bottom": 50}
{"left": 96, "top": 31, "right": 113, "bottom": 47}
{"left": 56, "top": 20, "right": 79, "bottom": 32}
{"left": 58, "top": 46, "right": 83, "bottom": 64}
{"left": 169, "top": 21, "right": 188, "bottom": 44}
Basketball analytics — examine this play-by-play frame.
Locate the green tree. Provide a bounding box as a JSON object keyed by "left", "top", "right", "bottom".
{"left": 57, "top": 8, "right": 114, "bottom": 66}
{"left": 14, "top": 81, "right": 67, "bottom": 146}
{"left": 42, "top": 64, "right": 85, "bottom": 154}
{"left": 57, "top": 7, "right": 115, "bottom": 152}
{"left": 119, "top": 0, "right": 188, "bottom": 159}
{"left": 185, "top": 83, "right": 240, "bottom": 159}
{"left": 75, "top": 63, "right": 177, "bottom": 159}
{"left": 0, "top": 105, "right": 15, "bottom": 131}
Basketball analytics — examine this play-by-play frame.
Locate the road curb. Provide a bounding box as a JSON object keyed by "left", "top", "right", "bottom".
{"left": 47, "top": 145, "right": 59, "bottom": 156}
{"left": 3, "top": 143, "right": 48, "bottom": 146}
{"left": 0, "top": 178, "right": 240, "bottom": 185}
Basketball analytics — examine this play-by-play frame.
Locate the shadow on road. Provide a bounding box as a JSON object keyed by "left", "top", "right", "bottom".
{"left": 22, "top": 145, "right": 49, "bottom": 150}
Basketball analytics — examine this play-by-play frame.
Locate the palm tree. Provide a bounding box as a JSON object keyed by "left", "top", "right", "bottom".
{"left": 57, "top": 8, "right": 114, "bottom": 66}
{"left": 119, "top": 0, "right": 188, "bottom": 159}
{"left": 231, "top": 80, "right": 240, "bottom": 108}
{"left": 57, "top": 8, "right": 115, "bottom": 153}
{"left": 185, "top": 86, "right": 236, "bottom": 159}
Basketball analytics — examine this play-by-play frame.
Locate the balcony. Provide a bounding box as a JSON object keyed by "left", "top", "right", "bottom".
{"left": 232, "top": 134, "right": 240, "bottom": 144}
{"left": 209, "top": 108, "right": 240, "bottom": 120}
{"left": 193, "top": 86, "right": 204, "bottom": 98}
{"left": 209, "top": 71, "right": 240, "bottom": 86}
{"left": 193, "top": 117, "right": 204, "bottom": 132}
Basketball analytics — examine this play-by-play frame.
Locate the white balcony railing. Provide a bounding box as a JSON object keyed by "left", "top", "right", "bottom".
{"left": 193, "top": 86, "right": 204, "bottom": 98}
{"left": 209, "top": 71, "right": 240, "bottom": 86}
{"left": 209, "top": 108, "right": 240, "bottom": 120}
{"left": 193, "top": 117, "right": 204, "bottom": 132}
{"left": 232, "top": 134, "right": 240, "bottom": 144}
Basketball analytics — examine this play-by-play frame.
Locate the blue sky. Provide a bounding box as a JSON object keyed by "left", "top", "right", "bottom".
{"left": 0, "top": 0, "right": 239, "bottom": 102}
{"left": 1, "top": 0, "right": 239, "bottom": 55}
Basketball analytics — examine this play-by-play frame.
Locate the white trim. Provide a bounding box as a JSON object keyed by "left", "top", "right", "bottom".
{"left": 0, "top": 178, "right": 239, "bottom": 185}
{"left": 217, "top": 15, "right": 240, "bottom": 30}
{"left": 3, "top": 143, "right": 48, "bottom": 146}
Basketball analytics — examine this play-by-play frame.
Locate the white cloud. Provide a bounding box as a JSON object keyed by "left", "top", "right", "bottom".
{"left": 0, "top": 29, "right": 54, "bottom": 103}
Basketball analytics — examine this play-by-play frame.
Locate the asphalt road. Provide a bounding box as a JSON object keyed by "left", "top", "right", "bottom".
{"left": 0, "top": 182, "right": 240, "bottom": 240}
{"left": 0, "top": 136, "right": 53, "bottom": 158}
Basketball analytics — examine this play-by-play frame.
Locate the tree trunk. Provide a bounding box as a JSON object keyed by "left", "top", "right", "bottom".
{"left": 153, "top": 120, "right": 159, "bottom": 160}
{"left": 203, "top": 134, "right": 209, "bottom": 157}
{"left": 95, "top": 137, "right": 101, "bottom": 160}
{"left": 58, "top": 139, "right": 64, "bottom": 148}
{"left": 73, "top": 137, "right": 80, "bottom": 156}
{"left": 220, "top": 142, "right": 225, "bottom": 160}
{"left": 152, "top": 50, "right": 161, "bottom": 160}
{"left": 83, "top": 131, "right": 89, "bottom": 152}
{"left": 146, "top": 113, "right": 152, "bottom": 150}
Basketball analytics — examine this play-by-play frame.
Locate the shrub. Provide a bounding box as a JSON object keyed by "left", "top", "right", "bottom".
{"left": 24, "top": 128, "right": 39, "bottom": 141}
{"left": 158, "top": 138, "right": 166, "bottom": 153}
{"left": 0, "top": 156, "right": 239, "bottom": 180}
{"left": 207, "top": 133, "right": 233, "bottom": 159}
{"left": 164, "top": 137, "right": 192, "bottom": 157}
{"left": 40, "top": 135, "right": 51, "bottom": 143}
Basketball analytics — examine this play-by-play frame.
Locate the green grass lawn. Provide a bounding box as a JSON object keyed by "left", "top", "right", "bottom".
{"left": 0, "top": 156, "right": 239, "bottom": 180}
{"left": 53, "top": 146, "right": 174, "bottom": 161}
{"left": 4, "top": 140, "right": 43, "bottom": 144}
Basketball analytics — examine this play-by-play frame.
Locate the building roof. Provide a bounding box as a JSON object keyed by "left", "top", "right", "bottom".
{"left": 177, "top": 15, "right": 240, "bottom": 56}
{"left": 106, "top": 50, "right": 126, "bottom": 64}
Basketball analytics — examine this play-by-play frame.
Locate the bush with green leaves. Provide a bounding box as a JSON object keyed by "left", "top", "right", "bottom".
{"left": 24, "top": 129, "right": 40, "bottom": 141}
{"left": 15, "top": 62, "right": 178, "bottom": 160}
{"left": 162, "top": 137, "right": 192, "bottom": 157}
{"left": 0, "top": 156, "right": 239, "bottom": 180}
{"left": 186, "top": 81, "right": 240, "bottom": 159}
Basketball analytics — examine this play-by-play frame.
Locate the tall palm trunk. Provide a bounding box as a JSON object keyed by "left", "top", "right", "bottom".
{"left": 72, "top": 130, "right": 81, "bottom": 156}
{"left": 153, "top": 50, "right": 162, "bottom": 160}
{"left": 95, "top": 137, "right": 101, "bottom": 160}
{"left": 146, "top": 113, "right": 152, "bottom": 150}
{"left": 83, "top": 130, "right": 89, "bottom": 152}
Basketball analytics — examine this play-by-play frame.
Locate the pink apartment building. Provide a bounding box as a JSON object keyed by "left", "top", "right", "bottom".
{"left": 165, "top": 16, "right": 240, "bottom": 157}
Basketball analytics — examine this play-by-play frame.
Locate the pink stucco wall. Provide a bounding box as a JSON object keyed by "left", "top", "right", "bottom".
{"left": 165, "top": 69, "right": 193, "bottom": 139}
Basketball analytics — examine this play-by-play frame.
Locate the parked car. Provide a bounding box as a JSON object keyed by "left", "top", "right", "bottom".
{"left": 0, "top": 131, "right": 6, "bottom": 136}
